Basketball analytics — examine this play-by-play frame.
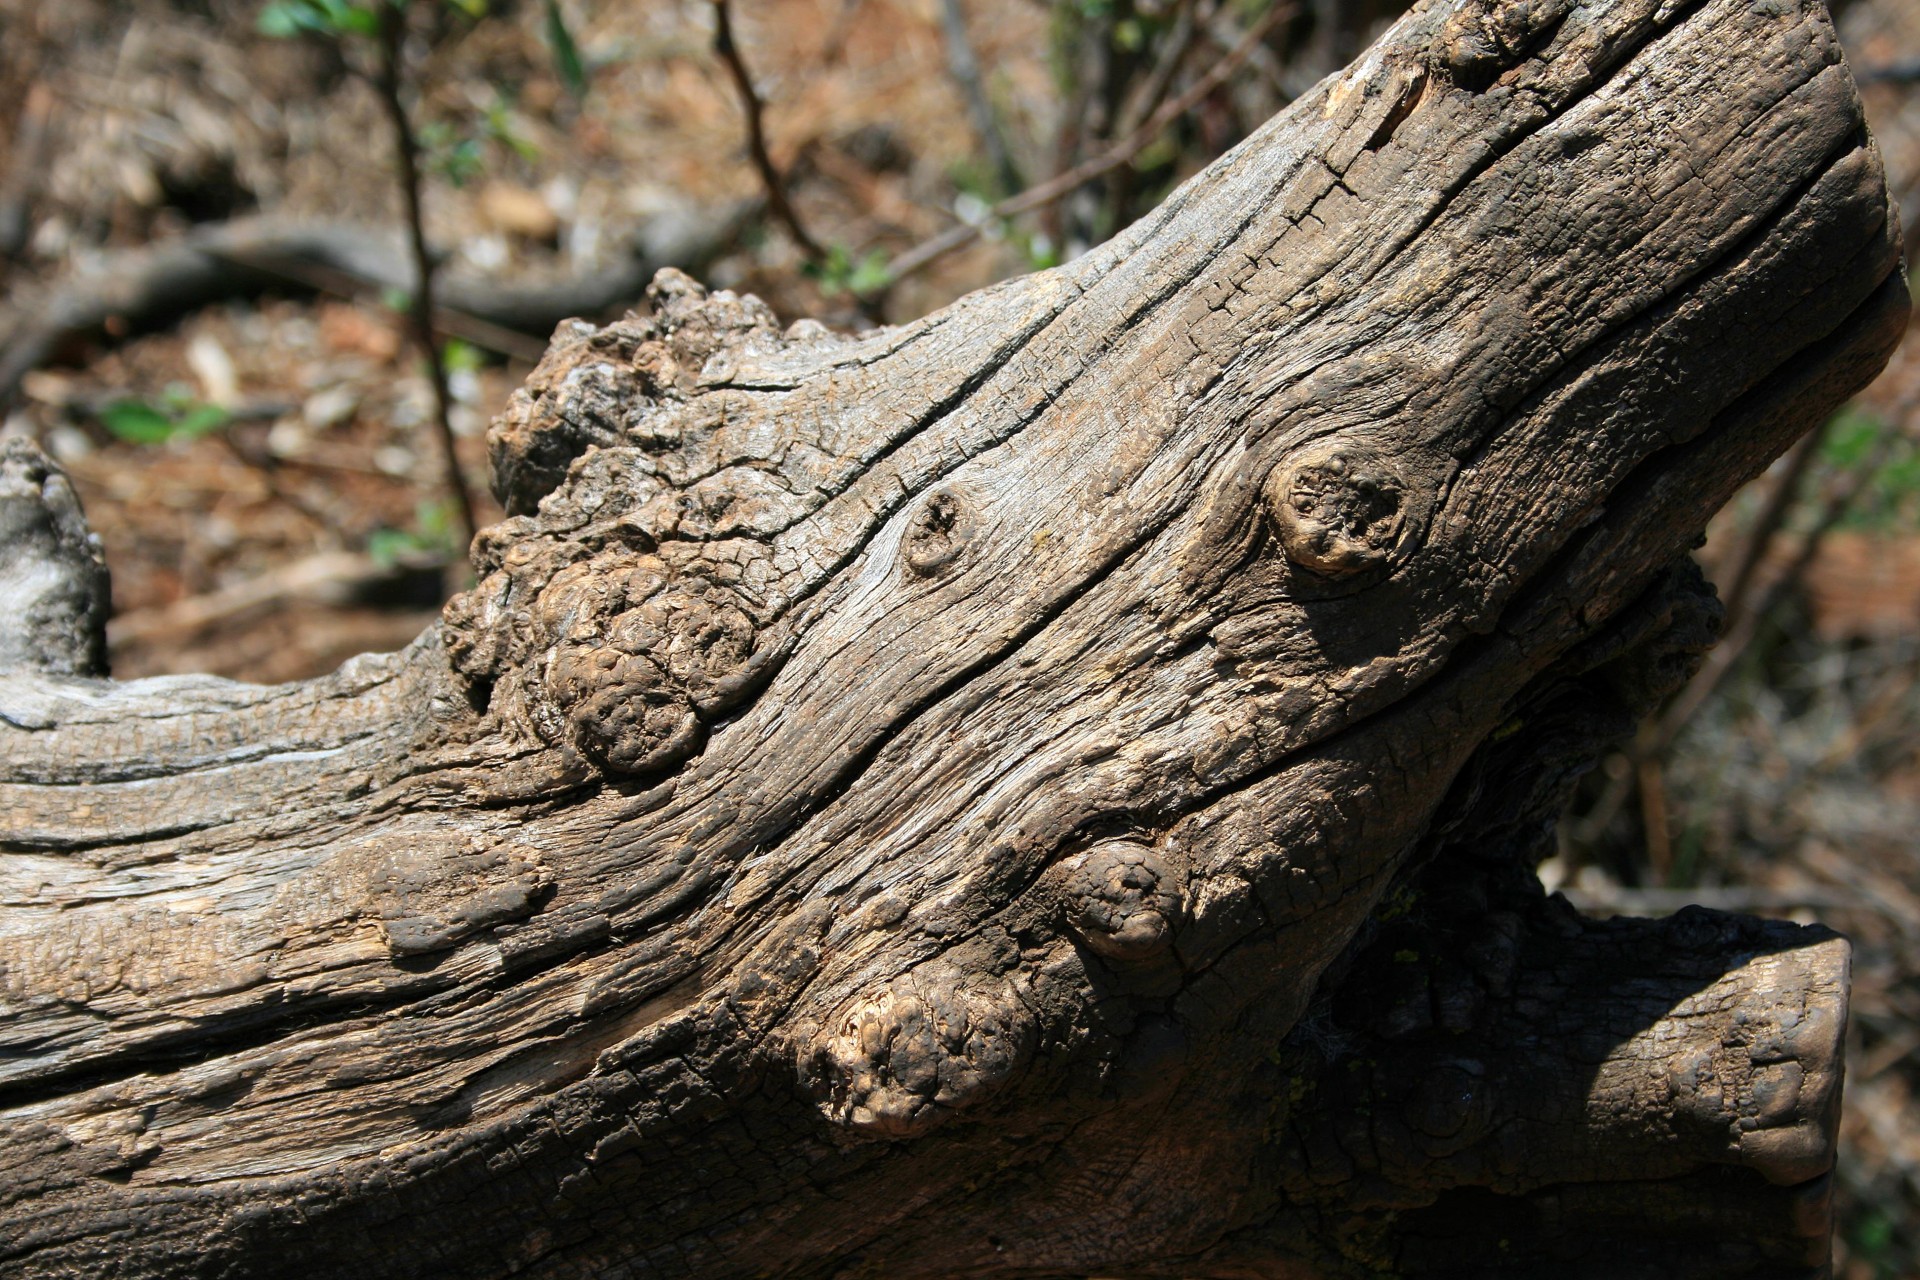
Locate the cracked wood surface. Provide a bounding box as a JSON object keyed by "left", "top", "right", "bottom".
{"left": 0, "top": 0, "right": 1908, "bottom": 1274}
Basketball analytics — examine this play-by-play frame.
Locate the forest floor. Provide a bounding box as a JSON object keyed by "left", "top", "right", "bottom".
{"left": 1, "top": 0, "right": 1918, "bottom": 1272}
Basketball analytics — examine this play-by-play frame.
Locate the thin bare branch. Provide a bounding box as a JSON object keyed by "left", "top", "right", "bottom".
{"left": 712, "top": 0, "right": 825, "bottom": 262}
{"left": 876, "top": 0, "right": 1294, "bottom": 289}
{"left": 1115, "top": 0, "right": 1207, "bottom": 142}
{"left": 1650, "top": 417, "right": 1903, "bottom": 755}
{"left": 1713, "top": 424, "right": 1824, "bottom": 626}
{"left": 937, "top": 0, "right": 1022, "bottom": 195}
{"left": 373, "top": 0, "right": 477, "bottom": 552}
{"left": 206, "top": 243, "right": 548, "bottom": 363}
{"left": 1570, "top": 399, "right": 1916, "bottom": 855}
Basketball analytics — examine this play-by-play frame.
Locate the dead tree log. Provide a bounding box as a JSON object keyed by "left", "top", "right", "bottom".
{"left": 0, "top": 0, "right": 1907, "bottom": 1274}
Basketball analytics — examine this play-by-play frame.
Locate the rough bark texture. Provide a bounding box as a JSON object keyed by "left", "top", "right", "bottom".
{"left": 0, "top": 0, "right": 1908, "bottom": 1274}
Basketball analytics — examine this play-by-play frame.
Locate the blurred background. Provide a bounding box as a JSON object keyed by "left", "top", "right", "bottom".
{"left": 0, "top": 0, "right": 1915, "bottom": 1271}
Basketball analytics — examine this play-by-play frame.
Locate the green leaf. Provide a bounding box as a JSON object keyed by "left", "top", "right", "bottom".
{"left": 441, "top": 338, "right": 484, "bottom": 374}
{"left": 368, "top": 501, "right": 459, "bottom": 569}
{"left": 444, "top": 0, "right": 488, "bottom": 15}
{"left": 484, "top": 99, "right": 541, "bottom": 162}
{"left": 846, "top": 250, "right": 894, "bottom": 296}
{"left": 1018, "top": 230, "right": 1059, "bottom": 271}
{"left": 801, "top": 243, "right": 855, "bottom": 292}
{"left": 544, "top": 0, "right": 589, "bottom": 100}
{"left": 336, "top": 4, "right": 380, "bottom": 35}
{"left": 1852, "top": 1210, "right": 1894, "bottom": 1257}
{"left": 440, "top": 137, "right": 485, "bottom": 186}
{"left": 257, "top": 0, "right": 378, "bottom": 38}
{"left": 98, "top": 401, "right": 176, "bottom": 445}
{"left": 414, "top": 499, "right": 456, "bottom": 543}
{"left": 366, "top": 528, "right": 416, "bottom": 570}
{"left": 324, "top": 0, "right": 381, "bottom": 35}
{"left": 174, "top": 404, "right": 232, "bottom": 438}
{"left": 257, "top": 3, "right": 310, "bottom": 36}
{"left": 97, "top": 396, "right": 230, "bottom": 445}
{"left": 1820, "top": 406, "right": 1884, "bottom": 467}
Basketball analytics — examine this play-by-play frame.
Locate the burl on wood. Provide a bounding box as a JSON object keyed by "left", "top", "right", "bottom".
{"left": 0, "top": 0, "right": 1907, "bottom": 1274}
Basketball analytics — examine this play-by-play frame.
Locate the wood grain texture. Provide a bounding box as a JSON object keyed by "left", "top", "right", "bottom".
{"left": 0, "top": 0, "right": 1907, "bottom": 1273}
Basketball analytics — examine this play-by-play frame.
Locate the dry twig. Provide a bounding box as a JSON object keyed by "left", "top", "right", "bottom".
{"left": 876, "top": 0, "right": 1294, "bottom": 288}
{"left": 373, "top": 0, "right": 476, "bottom": 551}
{"left": 937, "top": 0, "right": 1021, "bottom": 196}
{"left": 712, "top": 0, "right": 825, "bottom": 262}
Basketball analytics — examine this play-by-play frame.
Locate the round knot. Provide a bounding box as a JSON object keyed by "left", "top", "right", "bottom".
{"left": 1264, "top": 441, "right": 1410, "bottom": 579}
{"left": 1061, "top": 840, "right": 1184, "bottom": 964}
{"left": 903, "top": 488, "right": 975, "bottom": 577}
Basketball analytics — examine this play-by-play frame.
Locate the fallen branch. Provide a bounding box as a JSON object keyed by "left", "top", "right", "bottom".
{"left": 104, "top": 550, "right": 401, "bottom": 650}
{"left": 0, "top": 206, "right": 754, "bottom": 408}
{"left": 0, "top": 0, "right": 1904, "bottom": 1273}
{"left": 1564, "top": 883, "right": 1901, "bottom": 918}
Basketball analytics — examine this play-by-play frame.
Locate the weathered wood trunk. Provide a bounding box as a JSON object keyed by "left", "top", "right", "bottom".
{"left": 0, "top": 0, "right": 1907, "bottom": 1274}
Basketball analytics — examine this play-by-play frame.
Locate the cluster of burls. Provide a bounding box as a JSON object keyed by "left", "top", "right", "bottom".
{"left": 442, "top": 270, "right": 833, "bottom": 778}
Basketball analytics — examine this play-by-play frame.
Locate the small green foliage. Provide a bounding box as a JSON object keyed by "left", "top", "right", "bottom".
{"left": 804, "top": 244, "right": 894, "bottom": 298}
{"left": 1016, "top": 229, "right": 1060, "bottom": 271}
{"left": 1818, "top": 406, "right": 1920, "bottom": 531}
{"left": 1851, "top": 1208, "right": 1894, "bottom": 1259}
{"left": 258, "top": 0, "right": 379, "bottom": 37}
{"left": 418, "top": 120, "right": 485, "bottom": 187}
{"left": 946, "top": 155, "right": 1003, "bottom": 205}
{"left": 261, "top": 0, "right": 491, "bottom": 39}
{"left": 544, "top": 0, "right": 589, "bottom": 100}
{"left": 1130, "top": 133, "right": 1179, "bottom": 174}
{"left": 368, "top": 500, "right": 461, "bottom": 567}
{"left": 1822, "top": 405, "right": 1885, "bottom": 467}
{"left": 416, "top": 97, "right": 540, "bottom": 188}
{"left": 846, "top": 253, "right": 895, "bottom": 296}
{"left": 440, "top": 338, "right": 485, "bottom": 374}
{"left": 97, "top": 386, "right": 231, "bottom": 446}
{"left": 1374, "top": 884, "right": 1418, "bottom": 921}
{"left": 483, "top": 97, "right": 541, "bottom": 163}
{"left": 1391, "top": 949, "right": 1420, "bottom": 964}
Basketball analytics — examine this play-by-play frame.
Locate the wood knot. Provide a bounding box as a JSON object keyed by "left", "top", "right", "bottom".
{"left": 799, "top": 963, "right": 1035, "bottom": 1139}
{"left": 1434, "top": 0, "right": 1572, "bottom": 91}
{"left": 1411, "top": 1058, "right": 1491, "bottom": 1149}
{"left": 902, "top": 488, "right": 974, "bottom": 577}
{"left": 1264, "top": 441, "right": 1410, "bottom": 579}
{"left": 547, "top": 587, "right": 756, "bottom": 774}
{"left": 368, "top": 840, "right": 552, "bottom": 958}
{"left": 1060, "top": 839, "right": 1184, "bottom": 964}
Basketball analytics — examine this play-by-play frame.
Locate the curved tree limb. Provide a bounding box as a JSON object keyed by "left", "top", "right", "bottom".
{"left": 0, "top": 0, "right": 1908, "bottom": 1274}
{"left": 0, "top": 204, "right": 756, "bottom": 408}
